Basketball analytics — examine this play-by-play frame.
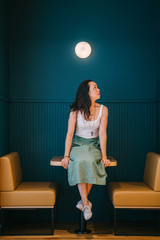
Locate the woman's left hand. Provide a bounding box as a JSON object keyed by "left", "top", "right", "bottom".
{"left": 102, "top": 158, "right": 111, "bottom": 167}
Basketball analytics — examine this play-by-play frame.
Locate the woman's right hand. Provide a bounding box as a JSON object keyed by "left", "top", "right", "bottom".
{"left": 61, "top": 157, "right": 70, "bottom": 169}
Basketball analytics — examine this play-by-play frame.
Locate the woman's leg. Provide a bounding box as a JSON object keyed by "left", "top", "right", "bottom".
{"left": 77, "top": 183, "right": 93, "bottom": 206}
{"left": 87, "top": 183, "right": 92, "bottom": 197}
{"left": 78, "top": 183, "right": 89, "bottom": 206}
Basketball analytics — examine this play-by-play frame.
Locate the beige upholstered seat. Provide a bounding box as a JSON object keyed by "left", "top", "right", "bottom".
{"left": 108, "top": 182, "right": 160, "bottom": 207}
{"left": 0, "top": 152, "right": 57, "bottom": 235}
{"left": 108, "top": 152, "right": 160, "bottom": 208}
{"left": 108, "top": 152, "right": 160, "bottom": 235}
{"left": 1, "top": 182, "right": 57, "bottom": 207}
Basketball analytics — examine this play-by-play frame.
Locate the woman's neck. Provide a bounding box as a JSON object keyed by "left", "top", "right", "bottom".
{"left": 90, "top": 100, "right": 96, "bottom": 108}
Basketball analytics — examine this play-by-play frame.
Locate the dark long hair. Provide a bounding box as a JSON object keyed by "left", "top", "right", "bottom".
{"left": 70, "top": 79, "right": 93, "bottom": 120}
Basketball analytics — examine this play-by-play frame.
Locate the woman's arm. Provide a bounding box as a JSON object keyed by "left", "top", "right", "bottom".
{"left": 99, "top": 106, "right": 110, "bottom": 167}
{"left": 61, "top": 111, "right": 77, "bottom": 169}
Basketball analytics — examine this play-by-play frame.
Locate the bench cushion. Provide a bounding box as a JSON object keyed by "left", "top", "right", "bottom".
{"left": 108, "top": 182, "right": 160, "bottom": 207}
{"left": 143, "top": 152, "right": 160, "bottom": 191}
{"left": 1, "top": 182, "right": 57, "bottom": 207}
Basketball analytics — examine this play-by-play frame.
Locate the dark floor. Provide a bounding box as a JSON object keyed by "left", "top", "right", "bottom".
{"left": 1, "top": 221, "right": 160, "bottom": 239}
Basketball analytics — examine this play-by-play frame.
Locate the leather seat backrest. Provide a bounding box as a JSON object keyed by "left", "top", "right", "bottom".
{"left": 0, "top": 152, "right": 22, "bottom": 191}
{"left": 143, "top": 152, "right": 160, "bottom": 191}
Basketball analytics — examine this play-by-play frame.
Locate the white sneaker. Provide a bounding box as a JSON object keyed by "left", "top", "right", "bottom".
{"left": 83, "top": 205, "right": 92, "bottom": 220}
{"left": 76, "top": 200, "right": 84, "bottom": 211}
{"left": 76, "top": 200, "right": 92, "bottom": 211}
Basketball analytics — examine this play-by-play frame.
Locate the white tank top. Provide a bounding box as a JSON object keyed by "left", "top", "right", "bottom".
{"left": 75, "top": 105, "right": 103, "bottom": 139}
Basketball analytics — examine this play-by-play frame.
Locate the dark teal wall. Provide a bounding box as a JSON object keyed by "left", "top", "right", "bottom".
{"left": 158, "top": 1, "right": 160, "bottom": 153}
{"left": 156, "top": 0, "right": 160, "bottom": 226}
{"left": 9, "top": 0, "right": 157, "bottom": 100}
{"left": 6, "top": 0, "right": 159, "bottom": 222}
{"left": 0, "top": 0, "right": 9, "bottom": 157}
{"left": 156, "top": 0, "right": 160, "bottom": 153}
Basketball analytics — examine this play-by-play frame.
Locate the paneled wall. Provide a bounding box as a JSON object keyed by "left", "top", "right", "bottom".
{"left": 0, "top": 98, "right": 9, "bottom": 157}
{"left": 10, "top": 100, "right": 156, "bottom": 221}
{"left": 157, "top": 0, "right": 160, "bottom": 153}
{"left": 0, "top": 0, "right": 9, "bottom": 157}
{"left": 4, "top": 0, "right": 160, "bottom": 222}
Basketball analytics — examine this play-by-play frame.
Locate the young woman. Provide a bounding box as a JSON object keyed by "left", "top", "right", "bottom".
{"left": 61, "top": 79, "right": 110, "bottom": 220}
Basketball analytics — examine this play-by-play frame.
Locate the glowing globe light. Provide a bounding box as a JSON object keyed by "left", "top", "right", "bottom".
{"left": 75, "top": 42, "right": 91, "bottom": 58}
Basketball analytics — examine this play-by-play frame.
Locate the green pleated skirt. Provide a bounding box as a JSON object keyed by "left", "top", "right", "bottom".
{"left": 68, "top": 135, "right": 107, "bottom": 186}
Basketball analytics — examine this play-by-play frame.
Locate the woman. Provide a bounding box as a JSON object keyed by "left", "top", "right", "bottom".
{"left": 61, "top": 79, "right": 110, "bottom": 221}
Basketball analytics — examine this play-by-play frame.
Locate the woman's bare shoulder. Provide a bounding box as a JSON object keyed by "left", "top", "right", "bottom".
{"left": 69, "top": 110, "right": 77, "bottom": 119}
{"left": 95, "top": 103, "right": 108, "bottom": 113}
{"left": 102, "top": 105, "right": 108, "bottom": 114}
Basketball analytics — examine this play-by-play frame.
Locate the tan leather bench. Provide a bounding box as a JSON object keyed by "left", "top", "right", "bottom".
{"left": 108, "top": 152, "right": 160, "bottom": 236}
{"left": 0, "top": 152, "right": 57, "bottom": 235}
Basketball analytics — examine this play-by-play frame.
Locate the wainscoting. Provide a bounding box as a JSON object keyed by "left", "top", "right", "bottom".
{"left": 0, "top": 96, "right": 10, "bottom": 157}
{"left": 9, "top": 99, "right": 157, "bottom": 222}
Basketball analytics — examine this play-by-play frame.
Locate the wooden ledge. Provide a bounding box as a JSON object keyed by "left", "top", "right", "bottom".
{"left": 50, "top": 156, "right": 117, "bottom": 167}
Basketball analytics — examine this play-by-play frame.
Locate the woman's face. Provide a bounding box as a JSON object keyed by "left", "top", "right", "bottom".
{"left": 88, "top": 81, "right": 100, "bottom": 101}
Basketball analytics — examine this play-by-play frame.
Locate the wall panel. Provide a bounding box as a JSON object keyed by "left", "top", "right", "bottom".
{"left": 10, "top": 100, "right": 156, "bottom": 221}
{"left": 0, "top": 98, "right": 9, "bottom": 157}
